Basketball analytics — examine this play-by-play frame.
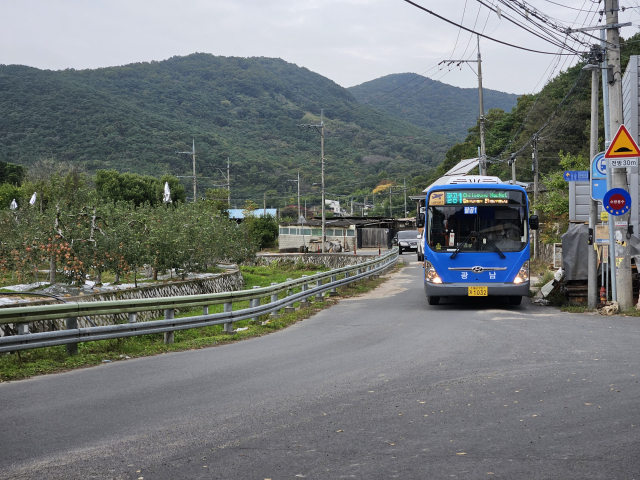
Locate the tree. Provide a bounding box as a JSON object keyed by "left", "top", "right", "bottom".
{"left": 204, "top": 188, "right": 230, "bottom": 216}
{"left": 247, "top": 214, "right": 278, "bottom": 250}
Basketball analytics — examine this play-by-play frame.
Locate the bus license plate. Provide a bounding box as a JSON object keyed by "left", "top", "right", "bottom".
{"left": 468, "top": 286, "right": 488, "bottom": 296}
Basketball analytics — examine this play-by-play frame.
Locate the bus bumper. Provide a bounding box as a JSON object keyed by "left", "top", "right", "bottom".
{"left": 424, "top": 281, "right": 530, "bottom": 297}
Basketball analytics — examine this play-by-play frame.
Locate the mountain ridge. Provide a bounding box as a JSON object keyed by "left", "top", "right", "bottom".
{"left": 348, "top": 73, "right": 519, "bottom": 139}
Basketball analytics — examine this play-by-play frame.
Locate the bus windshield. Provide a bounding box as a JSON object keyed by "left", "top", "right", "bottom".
{"left": 427, "top": 204, "right": 528, "bottom": 253}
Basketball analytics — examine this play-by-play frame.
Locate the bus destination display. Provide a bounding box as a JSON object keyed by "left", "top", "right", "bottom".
{"left": 429, "top": 190, "right": 525, "bottom": 206}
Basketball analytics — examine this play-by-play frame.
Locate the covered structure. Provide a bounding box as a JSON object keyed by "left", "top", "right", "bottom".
{"left": 278, "top": 217, "right": 416, "bottom": 253}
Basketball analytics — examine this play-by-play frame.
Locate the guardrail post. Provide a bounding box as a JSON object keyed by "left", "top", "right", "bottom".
{"left": 316, "top": 277, "right": 324, "bottom": 302}
{"left": 203, "top": 306, "right": 209, "bottom": 315}
{"left": 299, "top": 275, "right": 309, "bottom": 308}
{"left": 285, "top": 278, "right": 295, "bottom": 313}
{"left": 164, "top": 309, "right": 175, "bottom": 344}
{"left": 223, "top": 302, "right": 233, "bottom": 333}
{"left": 66, "top": 317, "right": 78, "bottom": 356}
{"left": 128, "top": 313, "right": 137, "bottom": 324}
{"left": 17, "top": 322, "right": 29, "bottom": 335}
{"left": 270, "top": 282, "right": 280, "bottom": 318}
{"left": 251, "top": 286, "right": 261, "bottom": 323}
{"left": 329, "top": 275, "right": 338, "bottom": 296}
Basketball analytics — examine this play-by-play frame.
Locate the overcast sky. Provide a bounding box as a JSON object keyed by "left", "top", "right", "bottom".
{"left": 2, "top": 0, "right": 639, "bottom": 95}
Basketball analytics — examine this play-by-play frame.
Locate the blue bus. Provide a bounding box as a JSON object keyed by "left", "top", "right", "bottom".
{"left": 418, "top": 179, "right": 538, "bottom": 306}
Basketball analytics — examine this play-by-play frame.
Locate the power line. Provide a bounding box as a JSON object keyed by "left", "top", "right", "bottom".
{"left": 401, "top": 0, "right": 582, "bottom": 54}
{"left": 476, "top": 0, "right": 587, "bottom": 51}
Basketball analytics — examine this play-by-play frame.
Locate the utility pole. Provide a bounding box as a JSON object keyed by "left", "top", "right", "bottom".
{"left": 288, "top": 171, "right": 301, "bottom": 220}
{"left": 601, "top": 28, "right": 616, "bottom": 303}
{"left": 585, "top": 63, "right": 600, "bottom": 308}
{"left": 404, "top": 178, "right": 407, "bottom": 217}
{"left": 477, "top": 35, "right": 487, "bottom": 176}
{"left": 263, "top": 192, "right": 266, "bottom": 218}
{"left": 606, "top": 0, "right": 633, "bottom": 309}
{"left": 509, "top": 155, "right": 516, "bottom": 184}
{"left": 389, "top": 185, "right": 392, "bottom": 218}
{"left": 176, "top": 139, "right": 197, "bottom": 202}
{"left": 297, "top": 111, "right": 326, "bottom": 252}
{"left": 440, "top": 34, "right": 486, "bottom": 175}
{"left": 533, "top": 135, "right": 539, "bottom": 260}
{"left": 227, "top": 157, "right": 231, "bottom": 206}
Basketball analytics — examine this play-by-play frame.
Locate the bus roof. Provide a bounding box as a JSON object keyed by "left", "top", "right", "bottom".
{"left": 424, "top": 176, "right": 526, "bottom": 195}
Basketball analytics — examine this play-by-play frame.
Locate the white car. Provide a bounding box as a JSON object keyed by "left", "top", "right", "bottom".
{"left": 417, "top": 230, "right": 424, "bottom": 261}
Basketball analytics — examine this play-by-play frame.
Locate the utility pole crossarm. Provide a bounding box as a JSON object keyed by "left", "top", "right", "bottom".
{"left": 566, "top": 22, "right": 630, "bottom": 34}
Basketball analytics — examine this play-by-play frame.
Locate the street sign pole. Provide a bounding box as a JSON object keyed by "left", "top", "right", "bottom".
{"left": 607, "top": 153, "right": 617, "bottom": 302}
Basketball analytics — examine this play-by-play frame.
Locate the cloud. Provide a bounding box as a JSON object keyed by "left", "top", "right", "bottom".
{"left": 0, "top": 0, "right": 635, "bottom": 95}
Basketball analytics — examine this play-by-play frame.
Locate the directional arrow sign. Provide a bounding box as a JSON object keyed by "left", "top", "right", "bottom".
{"left": 563, "top": 171, "right": 589, "bottom": 181}
{"left": 604, "top": 125, "right": 640, "bottom": 158}
{"left": 603, "top": 188, "right": 631, "bottom": 216}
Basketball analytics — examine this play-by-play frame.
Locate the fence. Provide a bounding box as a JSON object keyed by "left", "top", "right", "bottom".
{"left": 1, "top": 269, "right": 245, "bottom": 333}
{"left": 0, "top": 248, "right": 398, "bottom": 354}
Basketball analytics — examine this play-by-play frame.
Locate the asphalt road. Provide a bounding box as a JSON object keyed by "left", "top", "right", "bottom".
{"left": 1, "top": 258, "right": 639, "bottom": 479}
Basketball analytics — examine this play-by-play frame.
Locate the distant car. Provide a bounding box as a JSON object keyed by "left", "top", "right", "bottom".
{"left": 417, "top": 231, "right": 424, "bottom": 261}
{"left": 396, "top": 230, "right": 420, "bottom": 255}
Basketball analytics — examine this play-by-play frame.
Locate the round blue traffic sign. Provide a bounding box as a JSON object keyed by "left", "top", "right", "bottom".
{"left": 603, "top": 188, "right": 632, "bottom": 216}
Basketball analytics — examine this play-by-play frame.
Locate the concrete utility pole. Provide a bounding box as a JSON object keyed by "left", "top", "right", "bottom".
{"left": 297, "top": 110, "right": 326, "bottom": 253}
{"left": 227, "top": 157, "right": 231, "bottom": 206}
{"left": 532, "top": 136, "right": 539, "bottom": 260}
{"left": 176, "top": 139, "right": 197, "bottom": 202}
{"left": 389, "top": 185, "right": 392, "bottom": 218}
{"left": 477, "top": 35, "right": 487, "bottom": 176}
{"left": 585, "top": 64, "right": 600, "bottom": 308}
{"left": 288, "top": 171, "right": 301, "bottom": 220}
{"left": 509, "top": 155, "right": 517, "bottom": 184}
{"left": 439, "top": 35, "right": 487, "bottom": 176}
{"left": 404, "top": 178, "right": 407, "bottom": 217}
{"left": 606, "top": 0, "right": 633, "bottom": 309}
{"left": 263, "top": 192, "right": 266, "bottom": 218}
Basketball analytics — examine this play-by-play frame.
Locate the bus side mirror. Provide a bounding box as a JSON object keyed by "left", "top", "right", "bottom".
{"left": 416, "top": 206, "right": 425, "bottom": 228}
{"left": 529, "top": 215, "right": 539, "bottom": 230}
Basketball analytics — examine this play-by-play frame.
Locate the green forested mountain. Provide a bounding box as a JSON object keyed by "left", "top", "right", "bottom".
{"left": 0, "top": 55, "right": 454, "bottom": 201}
{"left": 348, "top": 73, "right": 518, "bottom": 139}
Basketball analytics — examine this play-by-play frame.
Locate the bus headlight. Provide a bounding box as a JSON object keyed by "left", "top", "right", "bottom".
{"left": 513, "top": 260, "right": 529, "bottom": 284}
{"left": 425, "top": 261, "right": 442, "bottom": 284}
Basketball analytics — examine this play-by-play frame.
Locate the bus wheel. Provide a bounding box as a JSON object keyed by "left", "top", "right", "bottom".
{"left": 508, "top": 296, "right": 522, "bottom": 305}
{"left": 427, "top": 296, "right": 440, "bottom": 305}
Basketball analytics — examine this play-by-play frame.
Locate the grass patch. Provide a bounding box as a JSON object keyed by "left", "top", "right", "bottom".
{"left": 560, "top": 305, "right": 592, "bottom": 313}
{"left": 0, "top": 262, "right": 398, "bottom": 382}
{"left": 534, "top": 270, "right": 555, "bottom": 287}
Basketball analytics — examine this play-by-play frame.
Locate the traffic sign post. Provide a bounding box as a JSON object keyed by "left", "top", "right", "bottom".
{"left": 604, "top": 125, "right": 640, "bottom": 304}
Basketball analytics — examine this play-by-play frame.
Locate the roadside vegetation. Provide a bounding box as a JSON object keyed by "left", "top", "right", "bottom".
{"left": 0, "top": 262, "right": 398, "bottom": 382}
{"left": 0, "top": 162, "right": 279, "bottom": 289}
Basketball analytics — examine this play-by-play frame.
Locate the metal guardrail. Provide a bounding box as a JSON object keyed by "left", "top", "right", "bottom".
{"left": 0, "top": 249, "right": 398, "bottom": 353}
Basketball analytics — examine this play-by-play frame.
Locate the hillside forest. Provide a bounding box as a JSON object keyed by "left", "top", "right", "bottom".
{"left": 3, "top": 32, "right": 640, "bottom": 241}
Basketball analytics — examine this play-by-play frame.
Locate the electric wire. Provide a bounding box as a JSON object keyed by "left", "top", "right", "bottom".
{"left": 400, "top": 0, "right": 582, "bottom": 54}
{"left": 476, "top": 0, "right": 587, "bottom": 51}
